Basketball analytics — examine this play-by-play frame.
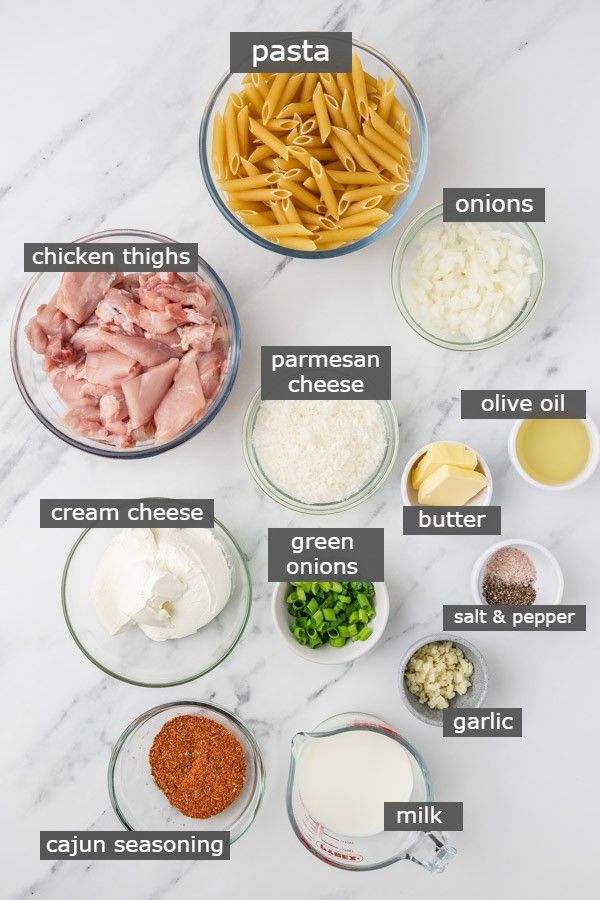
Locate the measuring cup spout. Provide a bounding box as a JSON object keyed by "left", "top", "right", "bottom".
{"left": 290, "top": 731, "right": 310, "bottom": 760}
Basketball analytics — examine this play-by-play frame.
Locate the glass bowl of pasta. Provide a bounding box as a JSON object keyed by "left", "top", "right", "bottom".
{"left": 199, "top": 41, "right": 427, "bottom": 258}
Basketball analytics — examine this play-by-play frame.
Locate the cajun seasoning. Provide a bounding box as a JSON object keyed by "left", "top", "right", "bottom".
{"left": 149, "top": 715, "right": 246, "bottom": 818}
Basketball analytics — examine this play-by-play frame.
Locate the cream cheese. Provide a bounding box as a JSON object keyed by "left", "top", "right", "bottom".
{"left": 92, "top": 528, "right": 231, "bottom": 641}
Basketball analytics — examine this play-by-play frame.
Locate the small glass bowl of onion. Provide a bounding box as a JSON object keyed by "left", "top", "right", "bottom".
{"left": 391, "top": 203, "right": 545, "bottom": 351}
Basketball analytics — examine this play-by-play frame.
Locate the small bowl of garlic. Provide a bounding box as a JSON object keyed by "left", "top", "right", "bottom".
{"left": 399, "top": 633, "right": 489, "bottom": 727}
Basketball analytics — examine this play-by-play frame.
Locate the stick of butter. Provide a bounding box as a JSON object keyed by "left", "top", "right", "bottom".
{"left": 417, "top": 464, "right": 488, "bottom": 506}
{"left": 411, "top": 442, "right": 478, "bottom": 489}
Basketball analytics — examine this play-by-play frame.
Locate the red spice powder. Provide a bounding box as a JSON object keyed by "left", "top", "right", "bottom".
{"left": 149, "top": 715, "right": 246, "bottom": 818}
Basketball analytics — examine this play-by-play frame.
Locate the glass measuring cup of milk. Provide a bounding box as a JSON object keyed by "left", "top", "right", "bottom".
{"left": 286, "top": 712, "right": 456, "bottom": 872}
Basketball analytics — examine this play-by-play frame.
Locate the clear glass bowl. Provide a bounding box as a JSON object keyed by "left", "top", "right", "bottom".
{"left": 108, "top": 701, "right": 265, "bottom": 838}
{"left": 10, "top": 228, "right": 241, "bottom": 458}
{"left": 62, "top": 518, "right": 252, "bottom": 687}
{"left": 391, "top": 203, "right": 545, "bottom": 350}
{"left": 199, "top": 40, "right": 428, "bottom": 259}
{"left": 242, "top": 389, "right": 399, "bottom": 514}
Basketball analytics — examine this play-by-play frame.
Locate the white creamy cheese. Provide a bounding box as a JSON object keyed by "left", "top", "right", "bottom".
{"left": 92, "top": 528, "right": 231, "bottom": 642}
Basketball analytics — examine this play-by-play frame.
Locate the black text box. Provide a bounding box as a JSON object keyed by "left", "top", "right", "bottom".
{"left": 461, "top": 390, "right": 586, "bottom": 419}
{"left": 268, "top": 528, "right": 384, "bottom": 581}
{"left": 261, "top": 346, "right": 391, "bottom": 400}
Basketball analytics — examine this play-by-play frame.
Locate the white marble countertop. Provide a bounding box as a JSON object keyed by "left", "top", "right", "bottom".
{"left": 2, "top": 1, "right": 598, "bottom": 897}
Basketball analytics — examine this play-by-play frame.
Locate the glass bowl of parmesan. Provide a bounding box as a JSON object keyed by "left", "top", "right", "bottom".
{"left": 62, "top": 519, "right": 252, "bottom": 687}
{"left": 242, "top": 390, "right": 399, "bottom": 514}
{"left": 391, "top": 203, "right": 545, "bottom": 350}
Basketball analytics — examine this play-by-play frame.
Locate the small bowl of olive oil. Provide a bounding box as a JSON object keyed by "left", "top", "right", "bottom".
{"left": 509, "top": 416, "right": 599, "bottom": 490}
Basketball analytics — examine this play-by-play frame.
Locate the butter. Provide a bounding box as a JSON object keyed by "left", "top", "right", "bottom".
{"left": 417, "top": 464, "right": 488, "bottom": 506}
{"left": 411, "top": 442, "right": 478, "bottom": 489}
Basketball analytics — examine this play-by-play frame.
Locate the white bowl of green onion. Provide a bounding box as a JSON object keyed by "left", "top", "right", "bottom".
{"left": 271, "top": 580, "right": 389, "bottom": 665}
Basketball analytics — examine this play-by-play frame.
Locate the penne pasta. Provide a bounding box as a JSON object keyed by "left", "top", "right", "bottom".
{"left": 281, "top": 197, "right": 302, "bottom": 224}
{"left": 315, "top": 225, "right": 378, "bottom": 243}
{"left": 270, "top": 200, "right": 288, "bottom": 225}
{"left": 319, "top": 72, "right": 342, "bottom": 103}
{"left": 243, "top": 83, "right": 264, "bottom": 116}
{"left": 341, "top": 183, "right": 403, "bottom": 202}
{"left": 362, "top": 121, "right": 408, "bottom": 166}
{"left": 357, "top": 134, "right": 407, "bottom": 178}
{"left": 250, "top": 72, "right": 271, "bottom": 99}
{"left": 262, "top": 73, "right": 291, "bottom": 124}
{"left": 279, "top": 101, "right": 315, "bottom": 118}
{"left": 273, "top": 156, "right": 303, "bottom": 172}
{"left": 331, "top": 126, "right": 379, "bottom": 173}
{"left": 211, "top": 111, "right": 227, "bottom": 180}
{"left": 339, "top": 207, "right": 390, "bottom": 228}
{"left": 326, "top": 169, "right": 387, "bottom": 185}
{"left": 275, "top": 72, "right": 304, "bottom": 115}
{"left": 377, "top": 76, "right": 396, "bottom": 122}
{"left": 336, "top": 73, "right": 356, "bottom": 105}
{"left": 337, "top": 195, "right": 350, "bottom": 217}
{"left": 239, "top": 157, "right": 261, "bottom": 177}
{"left": 368, "top": 108, "right": 411, "bottom": 157}
{"left": 346, "top": 196, "right": 384, "bottom": 213}
{"left": 340, "top": 89, "right": 360, "bottom": 135}
{"left": 254, "top": 223, "right": 313, "bottom": 238}
{"left": 227, "top": 199, "right": 267, "bottom": 213}
{"left": 236, "top": 105, "right": 250, "bottom": 158}
{"left": 220, "top": 172, "right": 280, "bottom": 191}
{"left": 390, "top": 98, "right": 411, "bottom": 134}
{"left": 351, "top": 52, "right": 369, "bottom": 119}
{"left": 272, "top": 236, "right": 317, "bottom": 251}
{"left": 238, "top": 210, "right": 277, "bottom": 226}
{"left": 211, "top": 54, "right": 414, "bottom": 251}
{"left": 249, "top": 117, "right": 290, "bottom": 160}
{"left": 313, "top": 82, "right": 331, "bottom": 143}
{"left": 300, "top": 72, "right": 319, "bottom": 102}
{"left": 300, "top": 116, "right": 317, "bottom": 135}
{"left": 224, "top": 100, "right": 241, "bottom": 175}
{"left": 328, "top": 132, "right": 356, "bottom": 171}
{"left": 225, "top": 187, "right": 291, "bottom": 202}
{"left": 309, "top": 157, "right": 339, "bottom": 220}
{"left": 247, "top": 144, "right": 273, "bottom": 165}
{"left": 324, "top": 94, "right": 345, "bottom": 128}
{"left": 280, "top": 167, "right": 305, "bottom": 183}
{"left": 298, "top": 209, "right": 338, "bottom": 230}
{"left": 279, "top": 178, "right": 324, "bottom": 212}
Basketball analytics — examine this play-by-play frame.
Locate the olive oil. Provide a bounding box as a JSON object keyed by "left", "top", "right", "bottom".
{"left": 516, "top": 419, "right": 590, "bottom": 485}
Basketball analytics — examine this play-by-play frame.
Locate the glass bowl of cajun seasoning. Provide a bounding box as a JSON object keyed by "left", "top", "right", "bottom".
{"left": 108, "top": 701, "right": 265, "bottom": 839}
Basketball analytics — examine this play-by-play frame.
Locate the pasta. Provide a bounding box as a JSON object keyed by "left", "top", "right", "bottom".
{"left": 211, "top": 56, "right": 414, "bottom": 251}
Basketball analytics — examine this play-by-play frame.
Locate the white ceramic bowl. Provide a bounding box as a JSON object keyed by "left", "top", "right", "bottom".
{"left": 509, "top": 417, "right": 599, "bottom": 491}
{"left": 471, "top": 538, "right": 564, "bottom": 606}
{"left": 399, "top": 633, "right": 489, "bottom": 727}
{"left": 400, "top": 441, "right": 493, "bottom": 506}
{"left": 271, "top": 581, "right": 389, "bottom": 665}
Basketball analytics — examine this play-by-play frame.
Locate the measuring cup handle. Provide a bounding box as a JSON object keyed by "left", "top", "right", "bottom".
{"left": 406, "top": 831, "right": 457, "bottom": 873}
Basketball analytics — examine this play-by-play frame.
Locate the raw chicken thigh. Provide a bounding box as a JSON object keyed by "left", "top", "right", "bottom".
{"left": 25, "top": 271, "right": 229, "bottom": 447}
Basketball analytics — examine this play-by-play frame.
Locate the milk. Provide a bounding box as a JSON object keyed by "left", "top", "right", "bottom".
{"left": 297, "top": 730, "right": 414, "bottom": 837}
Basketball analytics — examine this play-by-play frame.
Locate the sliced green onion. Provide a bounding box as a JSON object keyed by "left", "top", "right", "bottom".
{"left": 285, "top": 581, "right": 376, "bottom": 651}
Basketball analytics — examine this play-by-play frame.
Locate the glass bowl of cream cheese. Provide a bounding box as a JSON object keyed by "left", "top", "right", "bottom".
{"left": 62, "top": 519, "right": 251, "bottom": 686}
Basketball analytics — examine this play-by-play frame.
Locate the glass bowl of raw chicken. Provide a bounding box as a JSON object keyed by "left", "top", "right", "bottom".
{"left": 10, "top": 229, "right": 241, "bottom": 457}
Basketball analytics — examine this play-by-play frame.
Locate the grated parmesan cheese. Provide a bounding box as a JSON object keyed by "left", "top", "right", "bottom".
{"left": 252, "top": 399, "right": 387, "bottom": 504}
{"left": 403, "top": 222, "right": 538, "bottom": 342}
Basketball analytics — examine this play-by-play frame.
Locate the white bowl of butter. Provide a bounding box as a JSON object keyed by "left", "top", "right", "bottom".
{"left": 401, "top": 441, "right": 493, "bottom": 507}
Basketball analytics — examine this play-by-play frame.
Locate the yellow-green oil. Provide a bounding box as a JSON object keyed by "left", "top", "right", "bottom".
{"left": 516, "top": 419, "right": 590, "bottom": 485}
